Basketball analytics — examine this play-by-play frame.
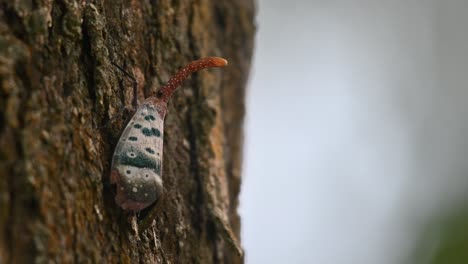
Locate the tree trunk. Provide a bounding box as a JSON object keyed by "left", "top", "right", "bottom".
{"left": 0, "top": 0, "right": 255, "bottom": 263}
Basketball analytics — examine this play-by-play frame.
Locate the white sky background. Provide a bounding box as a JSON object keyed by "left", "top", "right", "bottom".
{"left": 240, "top": 1, "right": 468, "bottom": 264}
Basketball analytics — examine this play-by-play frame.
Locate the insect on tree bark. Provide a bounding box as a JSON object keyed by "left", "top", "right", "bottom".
{"left": 0, "top": 1, "right": 255, "bottom": 263}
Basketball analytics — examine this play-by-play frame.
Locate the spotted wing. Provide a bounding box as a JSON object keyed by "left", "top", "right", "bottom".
{"left": 110, "top": 103, "right": 164, "bottom": 211}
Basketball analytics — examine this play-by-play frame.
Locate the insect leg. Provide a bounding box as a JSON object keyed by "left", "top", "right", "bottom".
{"left": 111, "top": 61, "right": 139, "bottom": 108}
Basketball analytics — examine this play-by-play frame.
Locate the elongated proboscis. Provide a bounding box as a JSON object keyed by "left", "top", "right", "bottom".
{"left": 156, "top": 57, "right": 228, "bottom": 102}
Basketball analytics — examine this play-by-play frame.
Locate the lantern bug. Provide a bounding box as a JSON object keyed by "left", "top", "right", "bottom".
{"left": 110, "top": 57, "right": 228, "bottom": 212}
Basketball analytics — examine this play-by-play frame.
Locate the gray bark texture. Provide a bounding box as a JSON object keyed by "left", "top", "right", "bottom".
{"left": 0, "top": 0, "right": 255, "bottom": 263}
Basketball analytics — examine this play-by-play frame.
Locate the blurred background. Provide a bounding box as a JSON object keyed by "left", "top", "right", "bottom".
{"left": 240, "top": 1, "right": 468, "bottom": 263}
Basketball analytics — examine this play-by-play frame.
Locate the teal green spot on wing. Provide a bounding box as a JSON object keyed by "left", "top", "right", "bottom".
{"left": 116, "top": 148, "right": 161, "bottom": 175}
{"left": 145, "top": 147, "right": 155, "bottom": 154}
{"left": 142, "top": 128, "right": 152, "bottom": 136}
{"left": 144, "top": 115, "right": 156, "bottom": 121}
{"left": 151, "top": 128, "right": 161, "bottom": 137}
{"left": 141, "top": 127, "right": 161, "bottom": 137}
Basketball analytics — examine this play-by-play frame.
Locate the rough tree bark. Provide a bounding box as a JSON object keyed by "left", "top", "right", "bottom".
{"left": 0, "top": 0, "right": 255, "bottom": 263}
